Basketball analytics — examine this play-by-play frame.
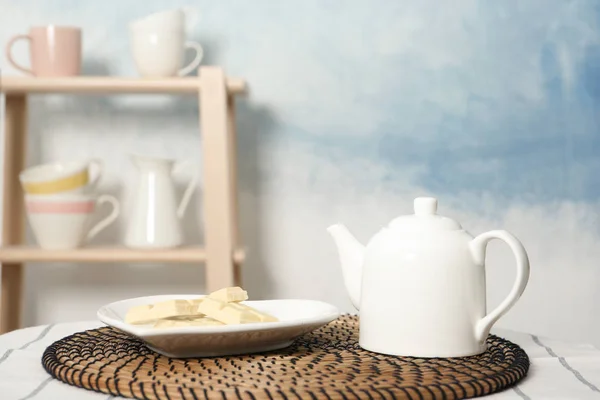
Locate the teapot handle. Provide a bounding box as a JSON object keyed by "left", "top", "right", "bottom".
{"left": 470, "top": 230, "right": 530, "bottom": 343}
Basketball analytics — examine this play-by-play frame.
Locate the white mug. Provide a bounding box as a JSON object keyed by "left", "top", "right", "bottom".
{"left": 129, "top": 8, "right": 203, "bottom": 77}
{"left": 25, "top": 194, "right": 120, "bottom": 250}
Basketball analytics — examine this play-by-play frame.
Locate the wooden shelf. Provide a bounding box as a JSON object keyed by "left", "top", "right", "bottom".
{"left": 0, "top": 76, "right": 247, "bottom": 94}
{"left": 0, "top": 66, "right": 244, "bottom": 333}
{"left": 0, "top": 246, "right": 245, "bottom": 264}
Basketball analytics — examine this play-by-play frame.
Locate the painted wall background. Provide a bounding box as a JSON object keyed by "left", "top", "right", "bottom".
{"left": 1, "top": 0, "right": 600, "bottom": 346}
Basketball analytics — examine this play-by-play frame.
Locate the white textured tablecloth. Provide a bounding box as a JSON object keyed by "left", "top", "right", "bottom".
{"left": 0, "top": 321, "right": 599, "bottom": 399}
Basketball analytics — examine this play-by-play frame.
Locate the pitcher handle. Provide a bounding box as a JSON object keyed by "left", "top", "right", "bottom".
{"left": 174, "top": 160, "right": 198, "bottom": 219}
{"left": 470, "top": 230, "right": 530, "bottom": 343}
{"left": 86, "top": 195, "right": 120, "bottom": 242}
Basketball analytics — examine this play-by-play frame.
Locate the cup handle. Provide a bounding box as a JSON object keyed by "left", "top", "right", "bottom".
{"left": 178, "top": 41, "right": 204, "bottom": 77}
{"left": 173, "top": 160, "right": 198, "bottom": 219}
{"left": 6, "top": 34, "right": 34, "bottom": 75}
{"left": 86, "top": 195, "right": 120, "bottom": 242}
{"left": 87, "top": 159, "right": 103, "bottom": 190}
{"left": 470, "top": 230, "right": 530, "bottom": 343}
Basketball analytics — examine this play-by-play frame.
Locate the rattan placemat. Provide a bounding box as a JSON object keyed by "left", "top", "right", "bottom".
{"left": 42, "top": 315, "right": 529, "bottom": 399}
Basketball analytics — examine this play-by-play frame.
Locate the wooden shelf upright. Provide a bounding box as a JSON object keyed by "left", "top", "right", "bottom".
{"left": 0, "top": 67, "right": 247, "bottom": 333}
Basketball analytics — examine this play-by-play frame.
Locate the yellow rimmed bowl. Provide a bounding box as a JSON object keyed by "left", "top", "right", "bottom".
{"left": 19, "top": 159, "right": 102, "bottom": 196}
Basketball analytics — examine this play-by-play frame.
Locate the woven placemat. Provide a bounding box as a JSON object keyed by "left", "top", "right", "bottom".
{"left": 42, "top": 315, "right": 529, "bottom": 399}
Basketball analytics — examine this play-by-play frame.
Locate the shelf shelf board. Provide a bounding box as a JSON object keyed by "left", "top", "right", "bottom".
{"left": 0, "top": 245, "right": 245, "bottom": 264}
{"left": 0, "top": 76, "right": 247, "bottom": 95}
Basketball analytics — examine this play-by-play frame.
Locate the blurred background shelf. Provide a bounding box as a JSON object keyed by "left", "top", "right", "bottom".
{"left": 0, "top": 76, "right": 247, "bottom": 94}
{"left": 0, "top": 67, "right": 245, "bottom": 333}
{"left": 0, "top": 246, "right": 246, "bottom": 264}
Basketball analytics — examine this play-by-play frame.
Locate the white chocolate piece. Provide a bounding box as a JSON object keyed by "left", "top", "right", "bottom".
{"left": 125, "top": 300, "right": 202, "bottom": 325}
{"left": 123, "top": 288, "right": 276, "bottom": 327}
{"left": 196, "top": 297, "right": 225, "bottom": 316}
{"left": 197, "top": 297, "right": 277, "bottom": 324}
{"left": 218, "top": 302, "right": 261, "bottom": 324}
{"left": 208, "top": 287, "right": 248, "bottom": 303}
{"left": 235, "top": 303, "right": 278, "bottom": 322}
{"left": 188, "top": 298, "right": 204, "bottom": 307}
{"left": 197, "top": 297, "right": 258, "bottom": 324}
{"left": 151, "top": 300, "right": 201, "bottom": 320}
{"left": 125, "top": 304, "right": 155, "bottom": 325}
{"left": 153, "top": 316, "right": 224, "bottom": 328}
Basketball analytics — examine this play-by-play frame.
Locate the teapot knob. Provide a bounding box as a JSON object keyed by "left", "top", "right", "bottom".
{"left": 414, "top": 197, "right": 438, "bottom": 215}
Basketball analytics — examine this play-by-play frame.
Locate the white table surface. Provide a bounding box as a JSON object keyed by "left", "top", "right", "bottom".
{"left": 0, "top": 321, "right": 599, "bottom": 399}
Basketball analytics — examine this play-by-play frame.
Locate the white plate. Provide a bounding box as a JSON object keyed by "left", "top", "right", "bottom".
{"left": 97, "top": 294, "right": 340, "bottom": 358}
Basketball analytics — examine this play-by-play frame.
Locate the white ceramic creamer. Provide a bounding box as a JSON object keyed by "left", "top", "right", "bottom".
{"left": 125, "top": 154, "right": 197, "bottom": 249}
{"left": 327, "top": 197, "right": 530, "bottom": 358}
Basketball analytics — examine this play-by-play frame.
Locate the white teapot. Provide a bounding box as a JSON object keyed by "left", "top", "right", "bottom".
{"left": 327, "top": 197, "right": 530, "bottom": 358}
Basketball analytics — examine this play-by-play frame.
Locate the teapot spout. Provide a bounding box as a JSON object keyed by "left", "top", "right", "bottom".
{"left": 327, "top": 224, "right": 365, "bottom": 310}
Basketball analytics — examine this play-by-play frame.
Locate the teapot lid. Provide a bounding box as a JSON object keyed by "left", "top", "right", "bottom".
{"left": 388, "top": 197, "right": 462, "bottom": 231}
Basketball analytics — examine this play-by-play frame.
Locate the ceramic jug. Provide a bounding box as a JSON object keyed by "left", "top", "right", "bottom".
{"left": 327, "top": 197, "right": 530, "bottom": 358}
{"left": 124, "top": 154, "right": 197, "bottom": 249}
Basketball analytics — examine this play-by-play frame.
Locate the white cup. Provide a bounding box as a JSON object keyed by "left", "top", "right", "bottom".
{"left": 25, "top": 193, "right": 120, "bottom": 250}
{"left": 129, "top": 8, "right": 203, "bottom": 77}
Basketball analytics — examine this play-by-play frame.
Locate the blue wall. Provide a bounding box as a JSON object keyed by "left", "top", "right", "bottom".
{"left": 2, "top": 0, "right": 600, "bottom": 343}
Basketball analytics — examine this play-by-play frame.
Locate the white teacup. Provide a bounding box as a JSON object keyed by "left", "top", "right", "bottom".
{"left": 129, "top": 30, "right": 203, "bottom": 77}
{"left": 20, "top": 159, "right": 102, "bottom": 196}
{"left": 25, "top": 193, "right": 120, "bottom": 250}
{"left": 129, "top": 8, "right": 203, "bottom": 77}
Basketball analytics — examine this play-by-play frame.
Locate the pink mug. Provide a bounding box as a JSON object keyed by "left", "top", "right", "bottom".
{"left": 6, "top": 25, "right": 82, "bottom": 77}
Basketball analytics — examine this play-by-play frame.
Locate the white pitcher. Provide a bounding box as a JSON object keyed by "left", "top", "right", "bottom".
{"left": 124, "top": 154, "right": 197, "bottom": 249}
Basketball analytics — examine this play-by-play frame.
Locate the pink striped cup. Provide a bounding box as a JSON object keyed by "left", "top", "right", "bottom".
{"left": 25, "top": 194, "right": 120, "bottom": 250}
